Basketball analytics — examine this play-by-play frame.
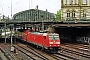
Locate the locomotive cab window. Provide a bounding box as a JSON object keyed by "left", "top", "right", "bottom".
{"left": 49, "top": 35, "right": 59, "bottom": 40}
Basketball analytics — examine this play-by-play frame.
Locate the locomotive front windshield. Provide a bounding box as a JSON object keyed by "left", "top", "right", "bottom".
{"left": 49, "top": 34, "right": 59, "bottom": 40}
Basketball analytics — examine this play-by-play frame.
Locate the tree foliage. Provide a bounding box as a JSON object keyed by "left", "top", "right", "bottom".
{"left": 55, "top": 10, "right": 61, "bottom": 21}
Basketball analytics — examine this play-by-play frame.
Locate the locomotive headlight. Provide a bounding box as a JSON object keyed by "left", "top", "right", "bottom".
{"left": 56, "top": 42, "right": 60, "bottom": 44}
{"left": 58, "top": 45, "right": 60, "bottom": 46}
{"left": 50, "top": 45, "right": 52, "bottom": 46}
{"left": 49, "top": 42, "right": 53, "bottom": 44}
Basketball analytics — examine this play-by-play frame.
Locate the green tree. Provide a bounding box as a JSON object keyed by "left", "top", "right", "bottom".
{"left": 56, "top": 10, "right": 61, "bottom": 22}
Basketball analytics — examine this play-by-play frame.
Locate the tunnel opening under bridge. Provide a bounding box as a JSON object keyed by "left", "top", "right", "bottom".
{"left": 54, "top": 26, "right": 90, "bottom": 44}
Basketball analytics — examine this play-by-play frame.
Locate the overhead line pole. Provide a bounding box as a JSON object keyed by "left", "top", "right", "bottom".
{"left": 0, "top": 4, "right": 4, "bottom": 15}
{"left": 0, "top": 4, "right": 6, "bottom": 44}
{"left": 11, "top": 0, "right": 12, "bottom": 18}
{"left": 29, "top": 0, "right": 30, "bottom": 9}
{"left": 31, "top": 0, "right": 33, "bottom": 9}
{"left": 29, "top": 0, "right": 33, "bottom": 9}
{"left": 10, "top": 0, "right": 14, "bottom": 52}
{"left": 11, "top": 0, "right": 12, "bottom": 47}
{"left": 4, "top": 15, "right": 6, "bottom": 44}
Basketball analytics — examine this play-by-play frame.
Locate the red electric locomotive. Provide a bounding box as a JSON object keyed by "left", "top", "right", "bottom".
{"left": 18, "top": 28, "right": 60, "bottom": 53}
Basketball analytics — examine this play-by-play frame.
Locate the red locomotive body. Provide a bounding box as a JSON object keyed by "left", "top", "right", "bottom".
{"left": 19, "top": 29, "right": 60, "bottom": 52}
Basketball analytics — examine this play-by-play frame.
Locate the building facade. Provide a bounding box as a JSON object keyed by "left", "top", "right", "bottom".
{"left": 61, "top": 0, "right": 90, "bottom": 21}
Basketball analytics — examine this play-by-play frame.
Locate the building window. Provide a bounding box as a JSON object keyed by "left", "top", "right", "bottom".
{"left": 83, "top": 10, "right": 86, "bottom": 17}
{"left": 71, "top": 0, "right": 78, "bottom": 4}
{"left": 63, "top": 0, "right": 66, "bottom": 4}
{"left": 72, "top": 0, "right": 75, "bottom": 4}
{"left": 82, "top": 0, "right": 87, "bottom": 4}
{"left": 67, "top": 11, "right": 70, "bottom": 17}
{"left": 64, "top": 0, "right": 70, "bottom": 5}
{"left": 72, "top": 11, "right": 75, "bottom": 18}
{"left": 75, "top": 0, "right": 78, "bottom": 4}
{"left": 67, "top": 0, "right": 70, "bottom": 4}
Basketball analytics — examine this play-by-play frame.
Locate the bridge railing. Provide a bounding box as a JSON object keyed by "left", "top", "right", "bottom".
{"left": 1, "top": 18, "right": 90, "bottom": 24}
{"left": 0, "top": 19, "right": 57, "bottom": 23}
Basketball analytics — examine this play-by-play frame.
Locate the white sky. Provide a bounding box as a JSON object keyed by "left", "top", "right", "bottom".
{"left": 0, "top": 0, "right": 61, "bottom": 17}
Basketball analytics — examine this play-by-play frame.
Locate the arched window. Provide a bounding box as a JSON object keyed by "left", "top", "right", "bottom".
{"left": 72, "top": 11, "right": 75, "bottom": 18}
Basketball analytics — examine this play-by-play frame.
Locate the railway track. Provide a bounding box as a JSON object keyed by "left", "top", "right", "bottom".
{"left": 0, "top": 46, "right": 9, "bottom": 60}
{"left": 16, "top": 42, "right": 62, "bottom": 60}
{"left": 62, "top": 43, "right": 90, "bottom": 53}
{"left": 0, "top": 43, "right": 35, "bottom": 60}
{"left": 0, "top": 42, "right": 79, "bottom": 60}
{"left": 14, "top": 44, "right": 49, "bottom": 60}
{"left": 26, "top": 44, "right": 73, "bottom": 60}
{"left": 61, "top": 43, "right": 90, "bottom": 60}
{"left": 0, "top": 43, "right": 19, "bottom": 60}
{"left": 1, "top": 40, "right": 90, "bottom": 60}
{"left": 16, "top": 42, "right": 80, "bottom": 60}
{"left": 50, "top": 53, "right": 77, "bottom": 60}
{"left": 53, "top": 53, "right": 79, "bottom": 60}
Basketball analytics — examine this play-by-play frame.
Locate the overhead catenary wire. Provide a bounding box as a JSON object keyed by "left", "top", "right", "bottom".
{"left": 29, "top": 0, "right": 33, "bottom": 9}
